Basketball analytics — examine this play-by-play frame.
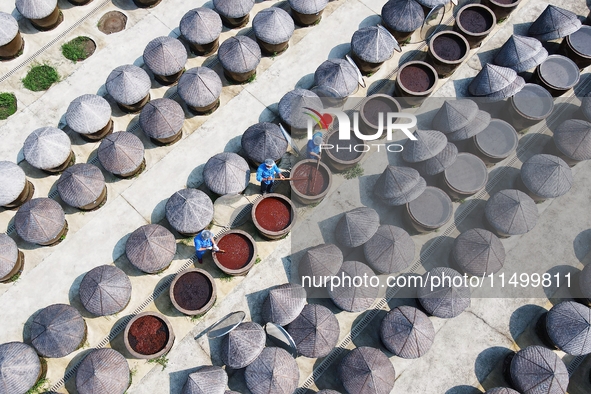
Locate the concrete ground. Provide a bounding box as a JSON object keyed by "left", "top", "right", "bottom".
{"left": 1, "top": 0, "right": 591, "bottom": 393}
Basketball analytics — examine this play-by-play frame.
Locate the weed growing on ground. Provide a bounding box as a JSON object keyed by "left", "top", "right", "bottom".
{"left": 22, "top": 65, "right": 59, "bottom": 92}
{"left": 26, "top": 377, "right": 49, "bottom": 394}
{"left": 0, "top": 93, "right": 17, "bottom": 120}
{"left": 342, "top": 164, "right": 364, "bottom": 180}
{"left": 147, "top": 355, "right": 169, "bottom": 371}
{"left": 255, "top": 256, "right": 262, "bottom": 264}
{"left": 62, "top": 37, "right": 92, "bottom": 62}
{"left": 220, "top": 272, "right": 234, "bottom": 282}
{"left": 6, "top": 271, "right": 21, "bottom": 283}
{"left": 190, "top": 313, "right": 205, "bottom": 323}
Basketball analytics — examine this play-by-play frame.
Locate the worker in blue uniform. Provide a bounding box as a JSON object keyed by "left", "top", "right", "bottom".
{"left": 256, "top": 158, "right": 285, "bottom": 194}
{"left": 307, "top": 132, "right": 323, "bottom": 160}
{"left": 194, "top": 230, "right": 219, "bottom": 264}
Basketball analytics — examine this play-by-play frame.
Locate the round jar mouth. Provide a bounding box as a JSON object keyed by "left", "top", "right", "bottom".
{"left": 124, "top": 312, "right": 174, "bottom": 359}
{"left": 254, "top": 196, "right": 294, "bottom": 232}
{"left": 456, "top": 4, "right": 496, "bottom": 37}
{"left": 290, "top": 160, "right": 331, "bottom": 197}
{"left": 429, "top": 31, "right": 470, "bottom": 64}
{"left": 397, "top": 61, "right": 438, "bottom": 95}
{"left": 360, "top": 94, "right": 402, "bottom": 129}
{"left": 538, "top": 55, "right": 580, "bottom": 90}
{"left": 213, "top": 230, "right": 256, "bottom": 274}
{"left": 170, "top": 269, "right": 216, "bottom": 315}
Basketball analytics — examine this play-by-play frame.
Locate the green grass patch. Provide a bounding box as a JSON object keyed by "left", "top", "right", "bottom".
{"left": 342, "top": 164, "right": 364, "bottom": 180}
{"left": 219, "top": 272, "right": 234, "bottom": 282}
{"left": 62, "top": 37, "right": 92, "bottom": 62}
{"left": 0, "top": 93, "right": 17, "bottom": 120}
{"left": 22, "top": 64, "right": 59, "bottom": 92}
{"left": 26, "top": 377, "right": 49, "bottom": 394}
{"left": 255, "top": 256, "right": 262, "bottom": 265}
{"left": 147, "top": 355, "right": 169, "bottom": 371}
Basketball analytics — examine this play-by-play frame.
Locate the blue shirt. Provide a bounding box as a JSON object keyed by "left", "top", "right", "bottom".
{"left": 256, "top": 163, "right": 281, "bottom": 185}
{"left": 194, "top": 235, "right": 213, "bottom": 256}
{"left": 307, "top": 132, "right": 323, "bottom": 159}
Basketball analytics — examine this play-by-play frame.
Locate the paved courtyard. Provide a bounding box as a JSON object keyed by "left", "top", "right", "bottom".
{"left": 1, "top": 0, "right": 591, "bottom": 393}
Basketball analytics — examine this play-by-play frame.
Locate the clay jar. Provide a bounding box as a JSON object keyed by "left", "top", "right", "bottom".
{"left": 428, "top": 31, "right": 470, "bottom": 78}
{"left": 68, "top": 0, "right": 93, "bottom": 5}
{"left": 560, "top": 25, "right": 591, "bottom": 69}
{"left": 290, "top": 159, "right": 332, "bottom": 205}
{"left": 124, "top": 312, "right": 174, "bottom": 359}
{"left": 170, "top": 268, "right": 216, "bottom": 315}
{"left": 0, "top": 32, "right": 24, "bottom": 60}
{"left": 454, "top": 4, "right": 496, "bottom": 48}
{"left": 481, "top": 0, "right": 521, "bottom": 21}
{"left": 531, "top": 55, "right": 580, "bottom": 97}
{"left": 323, "top": 128, "right": 366, "bottom": 171}
{"left": 405, "top": 186, "right": 453, "bottom": 233}
{"left": 28, "top": 6, "right": 62, "bottom": 31}
{"left": 471, "top": 119, "right": 518, "bottom": 166}
{"left": 359, "top": 94, "right": 401, "bottom": 138}
{"left": 2, "top": 180, "right": 34, "bottom": 210}
{"left": 212, "top": 230, "right": 257, "bottom": 275}
{"left": 508, "top": 83, "right": 554, "bottom": 131}
{"left": 395, "top": 61, "right": 438, "bottom": 107}
{"left": 252, "top": 193, "right": 296, "bottom": 240}
{"left": 133, "top": 0, "right": 161, "bottom": 8}
{"left": 441, "top": 153, "right": 488, "bottom": 200}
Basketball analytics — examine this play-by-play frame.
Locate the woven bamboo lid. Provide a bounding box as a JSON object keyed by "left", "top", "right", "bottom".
{"left": 180, "top": 8, "right": 223, "bottom": 45}
{"left": 418, "top": 267, "right": 470, "bottom": 318}
{"left": 203, "top": 152, "right": 250, "bottom": 195}
{"left": 338, "top": 346, "right": 395, "bottom": 394}
{"left": 24, "top": 127, "right": 72, "bottom": 171}
{"left": 218, "top": 36, "right": 261, "bottom": 74}
{"left": 380, "top": 306, "right": 434, "bottom": 358}
{"left": 0, "top": 161, "right": 26, "bottom": 207}
{"left": 253, "top": 8, "right": 294, "bottom": 45}
{"left": 79, "top": 265, "right": 132, "bottom": 316}
{"left": 16, "top": 0, "right": 57, "bottom": 20}
{"left": 30, "top": 303, "right": 86, "bottom": 358}
{"left": 510, "top": 345, "right": 569, "bottom": 394}
{"left": 144, "top": 36, "right": 188, "bottom": 77}
{"left": 351, "top": 25, "right": 399, "bottom": 64}
{"left": 0, "top": 234, "right": 19, "bottom": 279}
{"left": 97, "top": 132, "right": 145, "bottom": 176}
{"left": 335, "top": 207, "right": 380, "bottom": 248}
{"left": 554, "top": 119, "right": 591, "bottom": 161}
{"left": 213, "top": 0, "right": 254, "bottom": 19}
{"left": 484, "top": 389, "right": 520, "bottom": 394}
{"left": 546, "top": 301, "right": 591, "bottom": 356}
{"left": 287, "top": 304, "right": 339, "bottom": 358}
{"left": 139, "top": 98, "right": 185, "bottom": 139}
{"left": 328, "top": 261, "right": 378, "bottom": 312}
{"left": 528, "top": 5, "right": 581, "bottom": 42}
{"left": 15, "top": 198, "right": 65, "bottom": 245}
{"left": 105, "top": 65, "right": 151, "bottom": 106}
{"left": 125, "top": 224, "right": 176, "bottom": 273}
{"left": 66, "top": 94, "right": 112, "bottom": 135}
{"left": 521, "top": 154, "right": 572, "bottom": 198}
{"left": 0, "top": 342, "right": 41, "bottom": 394}
{"left": 446, "top": 110, "right": 491, "bottom": 142}
{"left": 452, "top": 228, "right": 505, "bottom": 276}
{"left": 288, "top": 0, "right": 328, "bottom": 14}
{"left": 221, "top": 321, "right": 265, "bottom": 369}
{"left": 402, "top": 129, "right": 447, "bottom": 163}
{"left": 262, "top": 283, "right": 307, "bottom": 326}
{"left": 244, "top": 347, "right": 299, "bottom": 394}
{"left": 485, "top": 189, "right": 538, "bottom": 236}
{"left": 178, "top": 67, "right": 222, "bottom": 108}
{"left": 0, "top": 12, "right": 18, "bottom": 47}
{"left": 469, "top": 64, "right": 519, "bottom": 96}
{"left": 278, "top": 88, "right": 323, "bottom": 130}
{"left": 314, "top": 59, "right": 360, "bottom": 99}
{"left": 364, "top": 225, "right": 414, "bottom": 274}
{"left": 415, "top": 142, "right": 458, "bottom": 176}
{"left": 297, "top": 243, "right": 343, "bottom": 281}
{"left": 76, "top": 348, "right": 130, "bottom": 394}
{"left": 57, "top": 163, "right": 105, "bottom": 209}
{"left": 182, "top": 366, "right": 228, "bottom": 394}
{"left": 494, "top": 35, "right": 548, "bottom": 73}
{"left": 242, "top": 122, "right": 288, "bottom": 164}
{"left": 431, "top": 99, "right": 479, "bottom": 134}
{"left": 381, "top": 0, "right": 425, "bottom": 33}
{"left": 374, "top": 165, "right": 421, "bottom": 200}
